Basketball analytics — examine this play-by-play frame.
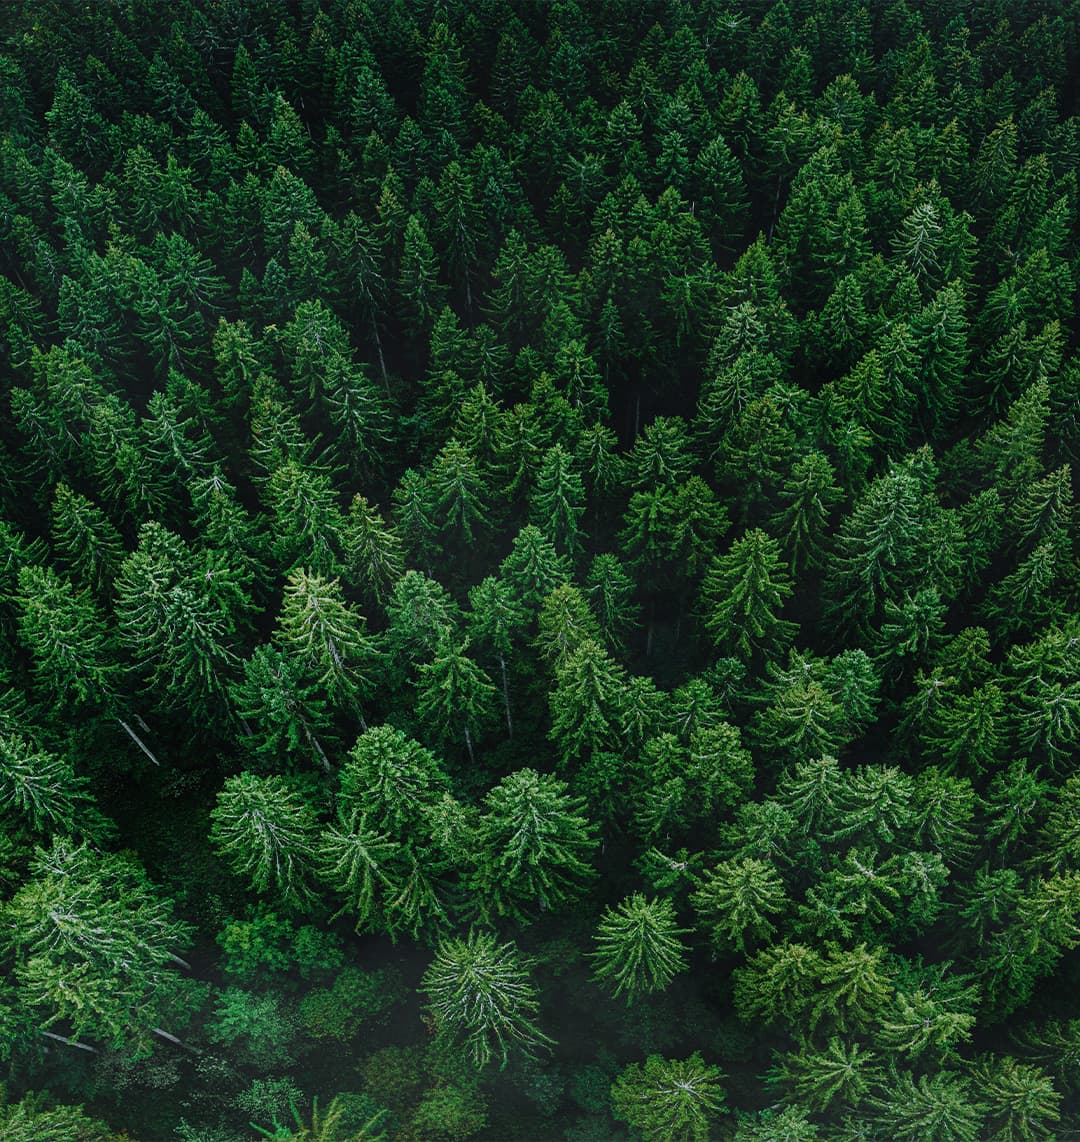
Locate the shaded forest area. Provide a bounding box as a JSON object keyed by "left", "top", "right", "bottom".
{"left": 1, "top": 0, "right": 1079, "bottom": 1138}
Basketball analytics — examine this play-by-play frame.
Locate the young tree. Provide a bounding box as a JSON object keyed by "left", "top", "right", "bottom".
{"left": 591, "top": 894, "right": 690, "bottom": 1004}
{"left": 699, "top": 529, "right": 796, "bottom": 661}
{"left": 209, "top": 773, "right": 319, "bottom": 907}
{"left": 421, "top": 930, "right": 552, "bottom": 1069}
{"left": 611, "top": 1053, "right": 727, "bottom": 1142}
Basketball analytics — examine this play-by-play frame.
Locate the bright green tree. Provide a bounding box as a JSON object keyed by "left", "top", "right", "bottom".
{"left": 692, "top": 857, "right": 789, "bottom": 953}
{"left": 591, "top": 894, "right": 690, "bottom": 1004}
{"left": 421, "top": 930, "right": 552, "bottom": 1070}
{"left": 209, "top": 773, "right": 319, "bottom": 907}
{"left": 700, "top": 529, "right": 796, "bottom": 661}
{"left": 4, "top": 839, "right": 199, "bottom": 1054}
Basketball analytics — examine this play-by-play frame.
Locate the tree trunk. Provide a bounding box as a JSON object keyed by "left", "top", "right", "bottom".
{"left": 42, "top": 1030, "right": 97, "bottom": 1053}
{"left": 117, "top": 718, "right": 161, "bottom": 766}
{"left": 499, "top": 654, "right": 513, "bottom": 738}
{"left": 463, "top": 721, "right": 476, "bottom": 767}
{"left": 153, "top": 1027, "right": 199, "bottom": 1052}
{"left": 304, "top": 723, "right": 332, "bottom": 773}
{"left": 372, "top": 316, "right": 390, "bottom": 395}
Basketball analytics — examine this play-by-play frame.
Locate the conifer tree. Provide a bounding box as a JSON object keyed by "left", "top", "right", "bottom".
{"left": 472, "top": 768, "right": 597, "bottom": 920}
{"left": 700, "top": 529, "right": 796, "bottom": 661}
{"left": 421, "top": 930, "right": 551, "bottom": 1069}
{"left": 275, "top": 570, "right": 380, "bottom": 712}
{"left": 591, "top": 894, "right": 690, "bottom": 1004}
{"left": 611, "top": 1053, "right": 727, "bottom": 1142}
{"left": 209, "top": 773, "right": 318, "bottom": 907}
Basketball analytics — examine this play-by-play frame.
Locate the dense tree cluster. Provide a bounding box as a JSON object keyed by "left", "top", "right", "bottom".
{"left": 0, "top": 0, "right": 1078, "bottom": 1138}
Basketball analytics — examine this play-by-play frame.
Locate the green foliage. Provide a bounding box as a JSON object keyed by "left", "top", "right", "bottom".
{"left": 209, "top": 773, "right": 318, "bottom": 906}
{"left": 421, "top": 930, "right": 552, "bottom": 1070}
{"left": 472, "top": 768, "right": 597, "bottom": 921}
{"left": 610, "top": 1053, "right": 726, "bottom": 1142}
{"left": 298, "top": 965, "right": 403, "bottom": 1042}
{"left": 206, "top": 986, "right": 299, "bottom": 1072}
{"left": 591, "top": 894, "right": 690, "bottom": 1003}
{"left": 1, "top": 3, "right": 1079, "bottom": 1137}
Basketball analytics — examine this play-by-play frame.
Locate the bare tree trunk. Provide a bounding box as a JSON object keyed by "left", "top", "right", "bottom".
{"left": 372, "top": 317, "right": 389, "bottom": 395}
{"left": 118, "top": 719, "right": 160, "bottom": 766}
{"left": 153, "top": 1027, "right": 199, "bottom": 1052}
{"left": 42, "top": 1030, "right": 97, "bottom": 1053}
{"left": 499, "top": 654, "right": 513, "bottom": 738}
{"left": 303, "top": 724, "right": 332, "bottom": 773}
{"left": 463, "top": 722, "right": 476, "bottom": 767}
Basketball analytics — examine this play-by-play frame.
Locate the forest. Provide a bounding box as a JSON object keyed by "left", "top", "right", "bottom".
{"left": 0, "top": 0, "right": 1078, "bottom": 1138}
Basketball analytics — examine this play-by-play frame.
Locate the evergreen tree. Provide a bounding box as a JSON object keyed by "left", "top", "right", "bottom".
{"left": 4, "top": 839, "right": 198, "bottom": 1053}
{"left": 415, "top": 632, "right": 497, "bottom": 764}
{"left": 275, "top": 570, "right": 380, "bottom": 713}
{"left": 591, "top": 894, "right": 690, "bottom": 1003}
{"left": 700, "top": 529, "right": 796, "bottom": 661}
{"left": 692, "top": 858, "right": 789, "bottom": 953}
{"left": 209, "top": 773, "right": 318, "bottom": 907}
{"left": 421, "top": 930, "right": 552, "bottom": 1070}
{"left": 472, "top": 768, "right": 597, "bottom": 920}
{"left": 611, "top": 1053, "right": 727, "bottom": 1142}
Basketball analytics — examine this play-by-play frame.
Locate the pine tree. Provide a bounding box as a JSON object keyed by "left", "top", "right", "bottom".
{"left": 590, "top": 894, "right": 690, "bottom": 1003}
{"left": 530, "top": 444, "right": 585, "bottom": 558}
{"left": 692, "top": 858, "right": 788, "bottom": 953}
{"left": 611, "top": 1053, "right": 727, "bottom": 1142}
{"left": 230, "top": 645, "right": 334, "bottom": 774}
{"left": 499, "top": 525, "right": 572, "bottom": 615}
{"left": 769, "top": 1037, "right": 879, "bottom": 1115}
{"left": 700, "top": 529, "right": 796, "bottom": 661}
{"left": 0, "top": 733, "right": 94, "bottom": 836}
{"left": 867, "top": 1070, "right": 985, "bottom": 1142}
{"left": 49, "top": 483, "right": 125, "bottom": 594}
{"left": 209, "top": 773, "right": 318, "bottom": 907}
{"left": 548, "top": 639, "right": 628, "bottom": 765}
{"left": 343, "top": 495, "right": 405, "bottom": 607}
{"left": 586, "top": 554, "right": 639, "bottom": 651}
{"left": 14, "top": 565, "right": 116, "bottom": 715}
{"left": 770, "top": 451, "right": 842, "bottom": 573}
{"left": 275, "top": 570, "right": 380, "bottom": 712}
{"left": 968, "top": 1055, "right": 1061, "bottom": 1141}
{"left": 467, "top": 576, "right": 529, "bottom": 739}
{"left": 421, "top": 930, "right": 552, "bottom": 1069}
{"left": 398, "top": 214, "right": 445, "bottom": 336}
{"left": 5, "top": 839, "right": 197, "bottom": 1053}
{"left": 415, "top": 632, "right": 498, "bottom": 764}
{"left": 472, "top": 768, "right": 596, "bottom": 920}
